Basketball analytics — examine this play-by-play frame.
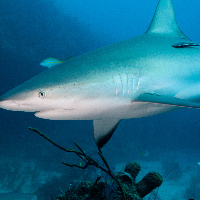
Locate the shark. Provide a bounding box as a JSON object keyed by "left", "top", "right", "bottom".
{"left": 1, "top": 0, "right": 200, "bottom": 148}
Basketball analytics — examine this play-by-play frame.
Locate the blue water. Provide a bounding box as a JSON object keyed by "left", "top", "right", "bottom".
{"left": 0, "top": 0, "right": 200, "bottom": 199}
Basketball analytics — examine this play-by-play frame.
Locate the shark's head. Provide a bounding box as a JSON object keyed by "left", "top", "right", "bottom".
{"left": 0, "top": 63, "right": 117, "bottom": 121}
{"left": 0, "top": 68, "right": 80, "bottom": 113}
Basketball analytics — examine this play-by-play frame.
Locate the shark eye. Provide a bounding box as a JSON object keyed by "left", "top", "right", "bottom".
{"left": 38, "top": 90, "right": 46, "bottom": 99}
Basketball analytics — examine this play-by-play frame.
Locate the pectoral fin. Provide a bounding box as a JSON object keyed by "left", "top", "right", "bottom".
{"left": 135, "top": 93, "right": 200, "bottom": 108}
{"left": 93, "top": 119, "right": 121, "bottom": 148}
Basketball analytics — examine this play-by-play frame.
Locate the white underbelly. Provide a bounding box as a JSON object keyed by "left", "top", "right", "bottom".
{"left": 35, "top": 102, "right": 179, "bottom": 120}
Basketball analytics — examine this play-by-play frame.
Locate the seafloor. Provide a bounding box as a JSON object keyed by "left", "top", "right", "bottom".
{"left": 0, "top": 149, "right": 199, "bottom": 200}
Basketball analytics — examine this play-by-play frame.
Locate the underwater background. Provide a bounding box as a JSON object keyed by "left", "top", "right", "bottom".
{"left": 0, "top": 0, "right": 200, "bottom": 199}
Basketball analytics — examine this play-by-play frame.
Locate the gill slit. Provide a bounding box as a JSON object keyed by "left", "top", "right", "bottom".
{"left": 137, "top": 77, "right": 140, "bottom": 91}
{"left": 127, "top": 73, "right": 129, "bottom": 94}
{"left": 119, "top": 74, "right": 124, "bottom": 94}
{"left": 113, "top": 77, "right": 118, "bottom": 94}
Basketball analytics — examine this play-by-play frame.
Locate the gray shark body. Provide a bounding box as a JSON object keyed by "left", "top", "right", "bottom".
{"left": 1, "top": 0, "right": 200, "bottom": 148}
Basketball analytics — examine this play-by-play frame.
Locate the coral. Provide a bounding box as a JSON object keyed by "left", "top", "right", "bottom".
{"left": 57, "top": 162, "right": 163, "bottom": 200}
{"left": 135, "top": 172, "right": 163, "bottom": 198}
{"left": 29, "top": 127, "right": 163, "bottom": 200}
{"left": 124, "top": 161, "right": 141, "bottom": 183}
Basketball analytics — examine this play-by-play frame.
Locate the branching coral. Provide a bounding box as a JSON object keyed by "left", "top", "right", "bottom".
{"left": 29, "top": 127, "right": 163, "bottom": 200}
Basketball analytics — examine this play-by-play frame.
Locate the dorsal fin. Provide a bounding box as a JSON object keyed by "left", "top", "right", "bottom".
{"left": 146, "top": 0, "right": 186, "bottom": 37}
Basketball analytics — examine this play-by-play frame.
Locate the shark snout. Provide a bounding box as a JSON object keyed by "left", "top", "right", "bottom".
{"left": 0, "top": 98, "right": 38, "bottom": 112}
{"left": 0, "top": 88, "right": 36, "bottom": 112}
{"left": 0, "top": 99, "right": 21, "bottom": 111}
{"left": 0, "top": 91, "right": 28, "bottom": 111}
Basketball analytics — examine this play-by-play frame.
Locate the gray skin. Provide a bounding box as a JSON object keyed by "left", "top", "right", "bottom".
{"left": 1, "top": 0, "right": 200, "bottom": 148}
